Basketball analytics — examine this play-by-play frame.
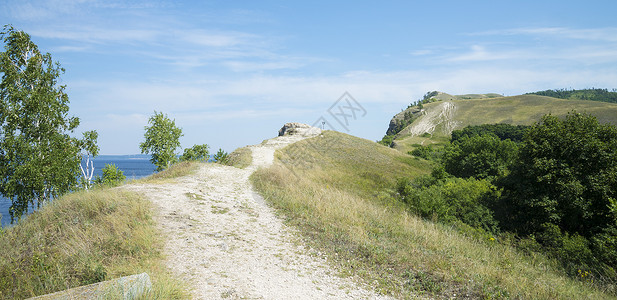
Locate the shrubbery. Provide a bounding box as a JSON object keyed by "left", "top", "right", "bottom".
{"left": 180, "top": 144, "right": 209, "bottom": 162}
{"left": 213, "top": 148, "right": 229, "bottom": 164}
{"left": 396, "top": 112, "right": 617, "bottom": 287}
{"left": 93, "top": 164, "right": 126, "bottom": 187}
{"left": 396, "top": 175, "right": 499, "bottom": 233}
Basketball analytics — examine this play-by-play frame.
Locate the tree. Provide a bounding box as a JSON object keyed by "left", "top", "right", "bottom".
{"left": 79, "top": 130, "right": 99, "bottom": 189}
{"left": 212, "top": 148, "right": 229, "bottom": 164}
{"left": 442, "top": 133, "right": 518, "bottom": 180}
{"left": 139, "top": 111, "right": 183, "bottom": 171}
{"left": 93, "top": 164, "right": 126, "bottom": 187}
{"left": 498, "top": 112, "right": 617, "bottom": 236}
{"left": 180, "top": 144, "right": 209, "bottom": 162}
{"left": 0, "top": 25, "right": 92, "bottom": 221}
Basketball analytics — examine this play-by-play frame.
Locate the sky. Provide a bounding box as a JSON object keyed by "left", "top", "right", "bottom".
{"left": 2, "top": 0, "right": 617, "bottom": 154}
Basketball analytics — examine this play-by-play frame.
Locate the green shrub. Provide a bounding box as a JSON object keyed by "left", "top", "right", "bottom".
{"left": 180, "top": 144, "right": 209, "bottom": 162}
{"left": 212, "top": 148, "right": 229, "bottom": 164}
{"left": 93, "top": 164, "right": 126, "bottom": 187}
{"left": 378, "top": 134, "right": 395, "bottom": 147}
{"left": 442, "top": 134, "right": 518, "bottom": 180}
{"left": 409, "top": 145, "right": 435, "bottom": 160}
{"left": 397, "top": 176, "right": 499, "bottom": 233}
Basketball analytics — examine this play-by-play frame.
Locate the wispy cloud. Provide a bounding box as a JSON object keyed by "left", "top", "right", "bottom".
{"left": 472, "top": 27, "right": 617, "bottom": 43}
{"left": 446, "top": 45, "right": 527, "bottom": 62}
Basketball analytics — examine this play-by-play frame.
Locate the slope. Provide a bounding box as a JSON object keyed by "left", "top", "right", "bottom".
{"left": 391, "top": 94, "right": 617, "bottom": 152}
{"left": 251, "top": 130, "right": 612, "bottom": 299}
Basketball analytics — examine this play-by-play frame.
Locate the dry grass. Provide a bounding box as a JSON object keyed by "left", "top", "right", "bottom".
{"left": 225, "top": 147, "right": 253, "bottom": 169}
{"left": 251, "top": 131, "right": 612, "bottom": 299}
{"left": 137, "top": 161, "right": 201, "bottom": 184}
{"left": 0, "top": 188, "right": 188, "bottom": 299}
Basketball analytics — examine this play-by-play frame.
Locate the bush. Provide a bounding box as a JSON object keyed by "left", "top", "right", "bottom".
{"left": 397, "top": 176, "right": 499, "bottom": 233}
{"left": 378, "top": 134, "right": 395, "bottom": 147}
{"left": 93, "top": 164, "right": 126, "bottom": 187}
{"left": 409, "top": 145, "right": 435, "bottom": 160}
{"left": 442, "top": 134, "right": 518, "bottom": 180}
{"left": 451, "top": 124, "right": 530, "bottom": 143}
{"left": 180, "top": 144, "right": 209, "bottom": 162}
{"left": 212, "top": 148, "right": 229, "bottom": 164}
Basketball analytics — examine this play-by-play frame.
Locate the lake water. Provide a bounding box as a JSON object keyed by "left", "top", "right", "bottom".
{"left": 0, "top": 155, "right": 156, "bottom": 227}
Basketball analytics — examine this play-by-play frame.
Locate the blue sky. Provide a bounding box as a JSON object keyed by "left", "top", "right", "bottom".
{"left": 2, "top": 0, "right": 617, "bottom": 154}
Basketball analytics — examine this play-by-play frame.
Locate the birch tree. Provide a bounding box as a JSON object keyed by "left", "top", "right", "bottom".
{"left": 140, "top": 111, "right": 183, "bottom": 171}
{"left": 0, "top": 25, "right": 94, "bottom": 221}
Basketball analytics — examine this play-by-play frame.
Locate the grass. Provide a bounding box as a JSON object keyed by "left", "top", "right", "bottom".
{"left": 225, "top": 147, "right": 253, "bottom": 169}
{"left": 251, "top": 130, "right": 613, "bottom": 299}
{"left": 392, "top": 94, "right": 617, "bottom": 154}
{"left": 137, "top": 161, "right": 201, "bottom": 183}
{"left": 452, "top": 94, "right": 617, "bottom": 128}
{"left": 0, "top": 188, "right": 188, "bottom": 299}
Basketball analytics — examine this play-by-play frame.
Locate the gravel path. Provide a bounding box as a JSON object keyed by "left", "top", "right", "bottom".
{"left": 123, "top": 133, "right": 389, "bottom": 299}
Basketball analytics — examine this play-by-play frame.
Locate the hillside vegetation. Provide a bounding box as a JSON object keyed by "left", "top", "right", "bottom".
{"left": 251, "top": 131, "right": 612, "bottom": 299}
{"left": 527, "top": 88, "right": 617, "bottom": 103}
{"left": 389, "top": 93, "right": 617, "bottom": 153}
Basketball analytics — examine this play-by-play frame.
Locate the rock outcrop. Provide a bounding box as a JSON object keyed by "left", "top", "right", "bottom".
{"left": 278, "top": 122, "right": 321, "bottom": 137}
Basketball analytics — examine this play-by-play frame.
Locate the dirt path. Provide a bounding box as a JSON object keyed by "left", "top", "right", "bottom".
{"left": 123, "top": 133, "right": 389, "bottom": 299}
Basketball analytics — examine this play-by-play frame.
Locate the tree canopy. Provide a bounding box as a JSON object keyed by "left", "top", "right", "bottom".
{"left": 139, "top": 111, "right": 183, "bottom": 171}
{"left": 0, "top": 25, "right": 95, "bottom": 221}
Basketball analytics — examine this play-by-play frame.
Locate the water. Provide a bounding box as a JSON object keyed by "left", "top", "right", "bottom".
{"left": 0, "top": 155, "right": 156, "bottom": 227}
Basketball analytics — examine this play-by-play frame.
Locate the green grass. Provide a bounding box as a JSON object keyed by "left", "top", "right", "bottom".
{"left": 0, "top": 188, "right": 188, "bottom": 299}
{"left": 251, "top": 130, "right": 613, "bottom": 299}
{"left": 392, "top": 94, "right": 617, "bottom": 153}
{"left": 452, "top": 94, "right": 617, "bottom": 128}
{"left": 225, "top": 146, "right": 253, "bottom": 169}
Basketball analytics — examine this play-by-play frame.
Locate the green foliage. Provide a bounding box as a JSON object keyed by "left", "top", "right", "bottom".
{"left": 442, "top": 134, "right": 518, "bottom": 180}
{"left": 212, "top": 148, "right": 229, "bottom": 164}
{"left": 409, "top": 145, "right": 436, "bottom": 160}
{"left": 396, "top": 176, "right": 499, "bottom": 233}
{"left": 495, "top": 112, "right": 617, "bottom": 280}
{"left": 377, "top": 134, "right": 395, "bottom": 146}
{"left": 0, "top": 26, "right": 96, "bottom": 222}
{"left": 528, "top": 88, "right": 617, "bottom": 103}
{"left": 498, "top": 112, "right": 617, "bottom": 237}
{"left": 139, "top": 111, "right": 183, "bottom": 171}
{"left": 451, "top": 124, "right": 530, "bottom": 143}
{"left": 93, "top": 164, "right": 126, "bottom": 187}
{"left": 180, "top": 144, "right": 209, "bottom": 162}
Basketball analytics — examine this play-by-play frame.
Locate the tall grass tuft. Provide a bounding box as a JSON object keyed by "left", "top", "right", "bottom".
{"left": 225, "top": 147, "right": 253, "bottom": 169}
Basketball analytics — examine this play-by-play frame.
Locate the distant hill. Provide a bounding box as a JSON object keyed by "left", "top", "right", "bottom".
{"left": 382, "top": 91, "right": 617, "bottom": 152}
{"left": 527, "top": 88, "right": 617, "bottom": 103}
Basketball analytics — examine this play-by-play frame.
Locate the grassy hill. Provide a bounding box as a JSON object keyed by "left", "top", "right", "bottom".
{"left": 251, "top": 131, "right": 613, "bottom": 299}
{"left": 390, "top": 93, "right": 617, "bottom": 153}
{"left": 0, "top": 164, "right": 199, "bottom": 299}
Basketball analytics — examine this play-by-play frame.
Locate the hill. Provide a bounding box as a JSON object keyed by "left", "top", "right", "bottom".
{"left": 252, "top": 130, "right": 612, "bottom": 299}
{"left": 527, "top": 88, "right": 617, "bottom": 103}
{"left": 385, "top": 92, "right": 617, "bottom": 152}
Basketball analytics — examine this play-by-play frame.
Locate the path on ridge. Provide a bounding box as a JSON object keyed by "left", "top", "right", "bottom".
{"left": 123, "top": 133, "right": 389, "bottom": 299}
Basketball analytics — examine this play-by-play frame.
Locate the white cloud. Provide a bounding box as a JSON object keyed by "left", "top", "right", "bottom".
{"left": 446, "top": 45, "right": 526, "bottom": 62}
{"left": 473, "top": 27, "right": 617, "bottom": 43}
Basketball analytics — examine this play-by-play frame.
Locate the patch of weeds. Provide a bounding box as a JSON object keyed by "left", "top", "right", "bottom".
{"left": 211, "top": 206, "right": 230, "bottom": 214}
